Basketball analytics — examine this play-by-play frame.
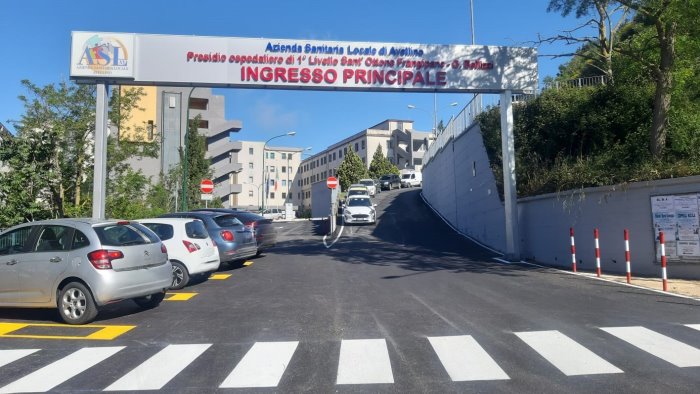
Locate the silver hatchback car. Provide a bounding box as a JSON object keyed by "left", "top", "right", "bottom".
{"left": 0, "top": 219, "right": 173, "bottom": 324}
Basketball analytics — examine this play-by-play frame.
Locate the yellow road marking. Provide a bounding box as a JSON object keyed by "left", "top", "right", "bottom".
{"left": 209, "top": 273, "right": 231, "bottom": 280}
{"left": 243, "top": 261, "right": 254, "bottom": 266}
{"left": 0, "top": 322, "right": 135, "bottom": 340}
{"left": 165, "top": 292, "right": 198, "bottom": 301}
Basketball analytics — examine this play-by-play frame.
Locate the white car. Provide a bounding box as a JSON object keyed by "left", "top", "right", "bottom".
{"left": 138, "top": 218, "right": 220, "bottom": 289}
{"left": 262, "top": 208, "right": 285, "bottom": 220}
{"left": 343, "top": 195, "right": 377, "bottom": 225}
{"left": 359, "top": 179, "right": 377, "bottom": 196}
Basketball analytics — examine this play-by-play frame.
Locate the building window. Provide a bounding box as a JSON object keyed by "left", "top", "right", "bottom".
{"left": 362, "top": 158, "right": 366, "bottom": 164}
{"left": 355, "top": 142, "right": 359, "bottom": 151}
{"left": 269, "top": 180, "right": 275, "bottom": 186}
{"left": 248, "top": 162, "right": 254, "bottom": 169}
{"left": 147, "top": 120, "right": 154, "bottom": 140}
{"left": 282, "top": 192, "right": 287, "bottom": 199}
{"left": 282, "top": 180, "right": 287, "bottom": 187}
{"left": 248, "top": 190, "right": 254, "bottom": 197}
{"left": 361, "top": 140, "right": 365, "bottom": 150}
{"left": 196, "top": 119, "right": 209, "bottom": 129}
{"left": 414, "top": 158, "right": 423, "bottom": 166}
{"left": 189, "top": 97, "right": 208, "bottom": 110}
{"left": 249, "top": 147, "right": 254, "bottom": 155}
{"left": 298, "top": 193, "right": 301, "bottom": 199}
{"left": 339, "top": 149, "right": 343, "bottom": 158}
{"left": 298, "top": 180, "right": 301, "bottom": 187}
{"left": 287, "top": 153, "right": 293, "bottom": 160}
{"left": 248, "top": 176, "right": 253, "bottom": 184}
{"left": 282, "top": 166, "right": 286, "bottom": 173}
{"left": 270, "top": 166, "right": 275, "bottom": 172}
{"left": 344, "top": 147, "right": 348, "bottom": 155}
{"left": 333, "top": 152, "right": 336, "bottom": 161}
{"left": 270, "top": 152, "right": 275, "bottom": 159}
{"left": 270, "top": 192, "right": 275, "bottom": 199}
{"left": 281, "top": 153, "right": 287, "bottom": 159}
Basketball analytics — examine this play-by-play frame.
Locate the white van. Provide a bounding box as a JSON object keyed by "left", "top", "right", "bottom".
{"left": 400, "top": 171, "right": 422, "bottom": 188}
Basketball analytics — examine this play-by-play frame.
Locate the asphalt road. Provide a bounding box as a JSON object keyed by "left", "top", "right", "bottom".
{"left": 0, "top": 188, "right": 698, "bottom": 393}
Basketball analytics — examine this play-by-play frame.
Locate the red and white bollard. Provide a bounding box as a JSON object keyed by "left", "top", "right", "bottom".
{"left": 594, "top": 228, "right": 601, "bottom": 277}
{"left": 570, "top": 227, "right": 577, "bottom": 272}
{"left": 624, "top": 229, "right": 631, "bottom": 284}
{"left": 659, "top": 231, "right": 668, "bottom": 291}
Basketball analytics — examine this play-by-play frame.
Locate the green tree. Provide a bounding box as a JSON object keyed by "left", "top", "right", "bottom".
{"left": 180, "top": 115, "right": 214, "bottom": 210}
{"left": 368, "top": 145, "right": 399, "bottom": 179}
{"left": 336, "top": 144, "right": 367, "bottom": 190}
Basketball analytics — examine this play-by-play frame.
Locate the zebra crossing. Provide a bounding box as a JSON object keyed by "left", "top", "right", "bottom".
{"left": 0, "top": 324, "right": 698, "bottom": 392}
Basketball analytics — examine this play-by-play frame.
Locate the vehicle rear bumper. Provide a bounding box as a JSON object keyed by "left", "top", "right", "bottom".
{"left": 188, "top": 257, "right": 221, "bottom": 275}
{"left": 221, "top": 244, "right": 258, "bottom": 262}
{"left": 91, "top": 262, "right": 173, "bottom": 305}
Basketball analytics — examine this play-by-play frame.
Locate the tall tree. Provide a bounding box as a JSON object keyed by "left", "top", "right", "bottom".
{"left": 180, "top": 115, "right": 214, "bottom": 209}
{"left": 368, "top": 145, "right": 399, "bottom": 179}
{"left": 336, "top": 144, "right": 367, "bottom": 190}
{"left": 546, "top": 0, "right": 630, "bottom": 82}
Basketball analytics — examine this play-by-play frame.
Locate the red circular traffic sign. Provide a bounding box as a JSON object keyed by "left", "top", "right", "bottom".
{"left": 326, "top": 176, "right": 338, "bottom": 189}
{"left": 200, "top": 179, "right": 214, "bottom": 193}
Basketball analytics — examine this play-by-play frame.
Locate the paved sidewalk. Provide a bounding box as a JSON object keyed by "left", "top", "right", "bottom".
{"left": 577, "top": 271, "right": 700, "bottom": 299}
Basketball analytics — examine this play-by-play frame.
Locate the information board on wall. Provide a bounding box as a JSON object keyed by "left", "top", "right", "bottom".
{"left": 651, "top": 193, "right": 700, "bottom": 263}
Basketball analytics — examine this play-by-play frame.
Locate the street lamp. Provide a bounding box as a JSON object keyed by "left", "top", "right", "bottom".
{"left": 262, "top": 131, "right": 296, "bottom": 212}
{"left": 407, "top": 101, "right": 458, "bottom": 133}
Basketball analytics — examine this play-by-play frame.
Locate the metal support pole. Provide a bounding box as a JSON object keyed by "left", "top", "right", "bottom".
{"left": 92, "top": 83, "right": 109, "bottom": 220}
{"left": 261, "top": 145, "right": 267, "bottom": 213}
{"left": 180, "top": 87, "right": 195, "bottom": 212}
{"left": 500, "top": 90, "right": 520, "bottom": 260}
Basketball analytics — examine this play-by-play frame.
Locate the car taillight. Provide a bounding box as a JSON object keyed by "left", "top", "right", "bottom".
{"left": 220, "top": 230, "right": 234, "bottom": 242}
{"left": 87, "top": 250, "right": 123, "bottom": 270}
{"left": 183, "top": 240, "right": 198, "bottom": 253}
{"left": 161, "top": 243, "right": 168, "bottom": 254}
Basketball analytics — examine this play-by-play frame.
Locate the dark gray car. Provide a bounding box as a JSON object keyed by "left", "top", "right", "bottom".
{"left": 379, "top": 174, "right": 401, "bottom": 190}
{"left": 194, "top": 209, "right": 277, "bottom": 255}
{"left": 160, "top": 212, "right": 257, "bottom": 263}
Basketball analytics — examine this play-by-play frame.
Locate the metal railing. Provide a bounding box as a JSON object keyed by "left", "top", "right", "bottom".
{"left": 543, "top": 75, "right": 608, "bottom": 90}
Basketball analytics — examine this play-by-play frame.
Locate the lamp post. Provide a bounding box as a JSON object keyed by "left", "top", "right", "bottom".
{"left": 408, "top": 102, "right": 458, "bottom": 134}
{"left": 180, "top": 87, "right": 196, "bottom": 212}
{"left": 261, "top": 131, "right": 296, "bottom": 213}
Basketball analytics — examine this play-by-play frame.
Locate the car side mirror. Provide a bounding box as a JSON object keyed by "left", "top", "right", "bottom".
{"left": 373, "top": 204, "right": 377, "bottom": 207}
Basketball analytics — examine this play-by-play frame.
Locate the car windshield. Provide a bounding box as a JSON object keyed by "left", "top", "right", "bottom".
{"left": 360, "top": 180, "right": 373, "bottom": 186}
{"left": 380, "top": 175, "right": 391, "bottom": 180}
{"left": 348, "top": 198, "right": 372, "bottom": 207}
{"left": 402, "top": 174, "right": 411, "bottom": 179}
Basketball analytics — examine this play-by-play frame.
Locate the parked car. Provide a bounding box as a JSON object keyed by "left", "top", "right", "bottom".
{"left": 193, "top": 209, "right": 277, "bottom": 256}
{"left": 137, "top": 218, "right": 220, "bottom": 289}
{"left": 261, "top": 208, "right": 285, "bottom": 220}
{"left": 379, "top": 174, "right": 401, "bottom": 190}
{"left": 359, "top": 178, "right": 377, "bottom": 196}
{"left": 343, "top": 195, "right": 377, "bottom": 225}
{"left": 0, "top": 219, "right": 172, "bottom": 324}
{"left": 400, "top": 171, "right": 423, "bottom": 188}
{"left": 346, "top": 184, "right": 370, "bottom": 199}
{"left": 160, "top": 212, "right": 257, "bottom": 264}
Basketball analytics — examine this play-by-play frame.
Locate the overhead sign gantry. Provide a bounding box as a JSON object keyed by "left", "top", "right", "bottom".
{"left": 70, "top": 31, "right": 538, "bottom": 260}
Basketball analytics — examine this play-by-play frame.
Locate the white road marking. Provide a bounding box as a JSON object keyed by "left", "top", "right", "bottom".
{"left": 515, "top": 331, "right": 622, "bottom": 376}
{"left": 685, "top": 324, "right": 700, "bottom": 332}
{"left": 220, "top": 341, "right": 298, "bottom": 388}
{"left": 322, "top": 224, "right": 344, "bottom": 249}
{"left": 0, "top": 349, "right": 39, "bottom": 369}
{"left": 336, "top": 339, "right": 394, "bottom": 385}
{"left": 428, "top": 335, "right": 509, "bottom": 381}
{"left": 104, "top": 344, "right": 210, "bottom": 391}
{"left": 601, "top": 326, "right": 700, "bottom": 367}
{"left": 0, "top": 346, "right": 124, "bottom": 393}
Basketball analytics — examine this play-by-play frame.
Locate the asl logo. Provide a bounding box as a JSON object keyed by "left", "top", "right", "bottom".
{"left": 77, "top": 34, "right": 129, "bottom": 74}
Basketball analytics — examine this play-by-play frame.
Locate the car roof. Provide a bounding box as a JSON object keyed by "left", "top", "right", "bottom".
{"left": 347, "top": 194, "right": 371, "bottom": 199}
{"left": 3, "top": 218, "right": 133, "bottom": 228}
{"left": 137, "top": 217, "right": 200, "bottom": 225}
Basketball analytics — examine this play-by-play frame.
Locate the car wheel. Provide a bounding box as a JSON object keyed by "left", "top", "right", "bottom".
{"left": 58, "top": 282, "right": 98, "bottom": 325}
{"left": 256, "top": 249, "right": 263, "bottom": 256}
{"left": 170, "top": 261, "right": 190, "bottom": 290}
{"left": 133, "top": 291, "right": 166, "bottom": 309}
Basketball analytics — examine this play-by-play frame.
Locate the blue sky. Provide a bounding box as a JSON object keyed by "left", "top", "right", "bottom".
{"left": 1, "top": 0, "right": 583, "bottom": 153}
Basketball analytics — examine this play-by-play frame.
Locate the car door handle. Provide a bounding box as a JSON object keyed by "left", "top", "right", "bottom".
{"left": 5, "top": 260, "right": 18, "bottom": 265}
{"left": 49, "top": 257, "right": 63, "bottom": 263}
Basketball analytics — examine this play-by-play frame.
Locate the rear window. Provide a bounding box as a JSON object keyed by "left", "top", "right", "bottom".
{"left": 142, "top": 223, "right": 174, "bottom": 241}
{"left": 94, "top": 223, "right": 159, "bottom": 246}
{"left": 213, "top": 215, "right": 243, "bottom": 228}
{"left": 185, "top": 220, "right": 209, "bottom": 239}
{"left": 380, "top": 175, "right": 391, "bottom": 180}
{"left": 348, "top": 190, "right": 367, "bottom": 197}
{"left": 360, "top": 180, "right": 374, "bottom": 186}
{"left": 402, "top": 174, "right": 411, "bottom": 179}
